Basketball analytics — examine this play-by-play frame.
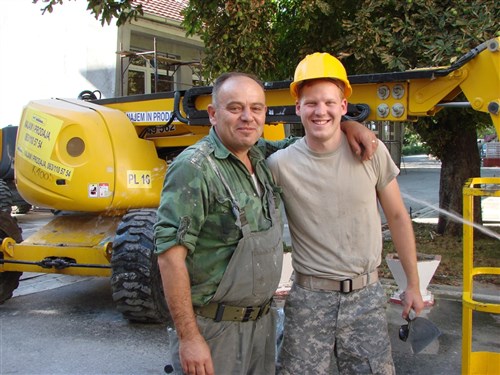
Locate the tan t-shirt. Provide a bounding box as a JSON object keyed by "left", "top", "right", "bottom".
{"left": 267, "top": 134, "right": 399, "bottom": 279}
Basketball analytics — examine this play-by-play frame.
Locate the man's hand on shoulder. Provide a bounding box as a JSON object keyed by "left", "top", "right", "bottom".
{"left": 341, "top": 120, "right": 378, "bottom": 161}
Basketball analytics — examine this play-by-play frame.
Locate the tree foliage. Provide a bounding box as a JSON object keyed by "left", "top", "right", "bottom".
{"left": 182, "top": 1, "right": 277, "bottom": 82}
{"left": 341, "top": 1, "right": 499, "bottom": 72}
{"left": 271, "top": 0, "right": 357, "bottom": 79}
{"left": 32, "top": 0, "right": 143, "bottom": 26}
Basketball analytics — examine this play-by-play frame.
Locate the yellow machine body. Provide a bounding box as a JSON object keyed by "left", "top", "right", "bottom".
{"left": 16, "top": 99, "right": 167, "bottom": 211}
{"left": 1, "top": 214, "right": 118, "bottom": 276}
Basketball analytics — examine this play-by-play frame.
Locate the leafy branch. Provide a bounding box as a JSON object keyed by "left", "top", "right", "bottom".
{"left": 32, "top": 0, "right": 143, "bottom": 26}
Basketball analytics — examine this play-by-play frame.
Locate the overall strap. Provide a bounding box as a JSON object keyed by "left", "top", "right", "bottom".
{"left": 206, "top": 155, "right": 250, "bottom": 235}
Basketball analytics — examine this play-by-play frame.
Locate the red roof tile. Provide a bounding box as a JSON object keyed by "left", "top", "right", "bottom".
{"left": 132, "top": 0, "right": 188, "bottom": 23}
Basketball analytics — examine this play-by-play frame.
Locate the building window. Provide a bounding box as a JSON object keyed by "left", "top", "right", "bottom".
{"left": 124, "top": 51, "right": 179, "bottom": 95}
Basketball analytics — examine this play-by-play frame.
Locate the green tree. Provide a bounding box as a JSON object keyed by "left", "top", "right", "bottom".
{"left": 32, "top": 0, "right": 143, "bottom": 26}
{"left": 272, "top": 0, "right": 357, "bottom": 79}
{"left": 182, "top": 0, "right": 277, "bottom": 82}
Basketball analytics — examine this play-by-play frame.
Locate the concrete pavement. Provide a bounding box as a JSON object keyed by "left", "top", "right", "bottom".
{"left": 3, "top": 155, "right": 500, "bottom": 374}
{"left": 1, "top": 277, "right": 170, "bottom": 374}
{"left": 3, "top": 275, "right": 498, "bottom": 375}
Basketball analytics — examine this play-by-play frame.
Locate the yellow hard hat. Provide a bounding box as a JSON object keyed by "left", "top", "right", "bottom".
{"left": 290, "top": 52, "right": 352, "bottom": 99}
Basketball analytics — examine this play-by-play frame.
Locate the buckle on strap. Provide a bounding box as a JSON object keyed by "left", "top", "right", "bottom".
{"left": 242, "top": 306, "right": 255, "bottom": 323}
{"left": 295, "top": 270, "right": 379, "bottom": 293}
{"left": 340, "top": 278, "right": 353, "bottom": 294}
{"left": 214, "top": 303, "right": 226, "bottom": 322}
{"left": 256, "top": 299, "right": 272, "bottom": 319}
{"left": 242, "top": 299, "right": 273, "bottom": 322}
{"left": 195, "top": 299, "right": 273, "bottom": 322}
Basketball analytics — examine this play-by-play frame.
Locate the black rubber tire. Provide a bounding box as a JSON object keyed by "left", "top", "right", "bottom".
{"left": 0, "top": 179, "right": 13, "bottom": 213}
{"left": 110, "top": 209, "right": 170, "bottom": 324}
{"left": 0, "top": 212, "right": 23, "bottom": 304}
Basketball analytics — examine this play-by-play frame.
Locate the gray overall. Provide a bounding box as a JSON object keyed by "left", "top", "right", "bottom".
{"left": 168, "top": 156, "right": 284, "bottom": 375}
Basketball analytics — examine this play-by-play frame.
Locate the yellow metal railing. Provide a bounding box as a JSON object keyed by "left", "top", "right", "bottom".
{"left": 462, "top": 177, "right": 500, "bottom": 375}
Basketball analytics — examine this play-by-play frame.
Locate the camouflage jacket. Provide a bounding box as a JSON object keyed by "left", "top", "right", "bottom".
{"left": 154, "top": 127, "right": 294, "bottom": 305}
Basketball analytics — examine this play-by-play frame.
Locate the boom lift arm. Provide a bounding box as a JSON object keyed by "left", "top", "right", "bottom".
{"left": 177, "top": 36, "right": 499, "bottom": 132}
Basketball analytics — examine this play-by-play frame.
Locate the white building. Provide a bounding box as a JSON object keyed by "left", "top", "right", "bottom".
{"left": 0, "top": 0, "right": 202, "bottom": 128}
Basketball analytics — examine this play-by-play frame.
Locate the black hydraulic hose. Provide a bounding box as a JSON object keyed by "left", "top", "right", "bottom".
{"left": 433, "top": 39, "right": 490, "bottom": 77}
{"left": 165, "top": 109, "right": 176, "bottom": 126}
{"left": 350, "top": 38, "right": 496, "bottom": 85}
{"left": 77, "top": 90, "right": 102, "bottom": 101}
{"left": 137, "top": 91, "right": 184, "bottom": 138}
{"left": 344, "top": 103, "right": 371, "bottom": 122}
{"left": 173, "top": 90, "right": 189, "bottom": 124}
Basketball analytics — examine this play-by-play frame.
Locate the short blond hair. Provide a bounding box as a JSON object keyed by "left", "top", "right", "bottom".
{"left": 297, "top": 78, "right": 346, "bottom": 100}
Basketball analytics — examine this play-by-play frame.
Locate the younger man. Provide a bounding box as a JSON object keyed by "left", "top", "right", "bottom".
{"left": 268, "top": 53, "right": 424, "bottom": 374}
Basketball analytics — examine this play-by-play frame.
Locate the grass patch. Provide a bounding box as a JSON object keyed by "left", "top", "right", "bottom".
{"left": 381, "top": 222, "right": 500, "bottom": 287}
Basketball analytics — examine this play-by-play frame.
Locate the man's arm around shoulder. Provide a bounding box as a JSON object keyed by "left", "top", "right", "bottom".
{"left": 340, "top": 120, "right": 378, "bottom": 161}
{"left": 261, "top": 120, "right": 378, "bottom": 160}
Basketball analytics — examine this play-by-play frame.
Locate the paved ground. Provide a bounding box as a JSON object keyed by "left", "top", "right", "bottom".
{"left": 2, "top": 155, "right": 499, "bottom": 374}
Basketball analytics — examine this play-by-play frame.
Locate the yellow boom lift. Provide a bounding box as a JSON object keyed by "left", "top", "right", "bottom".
{"left": 1, "top": 37, "right": 499, "bottom": 341}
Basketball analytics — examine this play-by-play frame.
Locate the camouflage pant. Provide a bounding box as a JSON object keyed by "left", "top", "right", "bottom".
{"left": 277, "top": 281, "right": 395, "bottom": 375}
